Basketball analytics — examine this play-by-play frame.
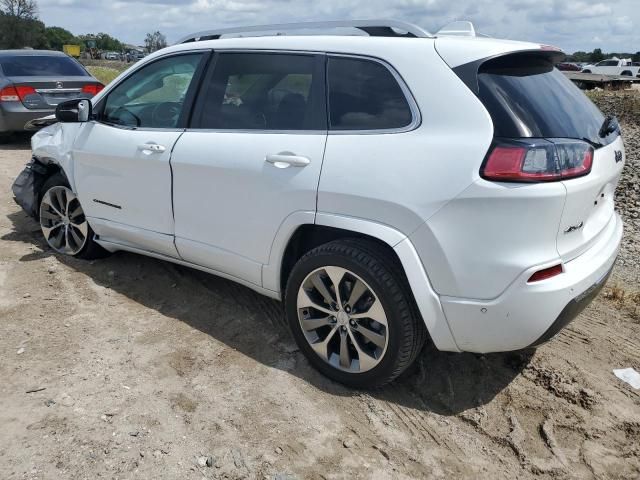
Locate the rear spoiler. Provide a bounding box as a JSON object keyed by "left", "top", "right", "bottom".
{"left": 452, "top": 49, "right": 566, "bottom": 95}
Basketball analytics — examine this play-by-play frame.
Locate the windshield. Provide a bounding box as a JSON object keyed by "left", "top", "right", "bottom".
{"left": 477, "top": 54, "right": 617, "bottom": 147}
{"left": 0, "top": 55, "right": 88, "bottom": 77}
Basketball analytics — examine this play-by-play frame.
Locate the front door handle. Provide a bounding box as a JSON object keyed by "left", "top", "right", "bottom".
{"left": 138, "top": 143, "right": 166, "bottom": 153}
{"left": 265, "top": 152, "right": 311, "bottom": 168}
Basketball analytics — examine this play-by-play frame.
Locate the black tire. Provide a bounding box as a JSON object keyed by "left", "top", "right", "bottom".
{"left": 285, "top": 238, "right": 426, "bottom": 388}
{"left": 39, "top": 173, "right": 109, "bottom": 260}
{"left": 621, "top": 71, "right": 632, "bottom": 76}
{"left": 582, "top": 69, "right": 591, "bottom": 74}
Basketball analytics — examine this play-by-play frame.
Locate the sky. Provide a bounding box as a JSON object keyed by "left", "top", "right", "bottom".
{"left": 36, "top": 0, "right": 639, "bottom": 53}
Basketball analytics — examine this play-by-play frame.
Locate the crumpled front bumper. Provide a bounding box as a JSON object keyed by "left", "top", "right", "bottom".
{"left": 11, "top": 157, "right": 49, "bottom": 217}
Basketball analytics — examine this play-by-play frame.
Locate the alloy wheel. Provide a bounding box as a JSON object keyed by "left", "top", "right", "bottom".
{"left": 39, "top": 186, "right": 88, "bottom": 255}
{"left": 296, "top": 266, "right": 389, "bottom": 373}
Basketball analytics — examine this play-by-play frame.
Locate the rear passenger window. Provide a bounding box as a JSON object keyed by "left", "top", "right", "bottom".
{"left": 196, "top": 53, "right": 325, "bottom": 130}
{"left": 328, "top": 57, "right": 413, "bottom": 131}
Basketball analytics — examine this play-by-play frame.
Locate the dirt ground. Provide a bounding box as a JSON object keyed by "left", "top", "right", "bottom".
{"left": 1, "top": 114, "right": 639, "bottom": 479}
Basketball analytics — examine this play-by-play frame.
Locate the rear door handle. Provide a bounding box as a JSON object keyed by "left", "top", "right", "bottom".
{"left": 138, "top": 143, "right": 166, "bottom": 153}
{"left": 265, "top": 152, "right": 311, "bottom": 168}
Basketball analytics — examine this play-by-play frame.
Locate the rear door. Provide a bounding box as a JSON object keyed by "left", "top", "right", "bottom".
{"left": 170, "top": 52, "right": 327, "bottom": 286}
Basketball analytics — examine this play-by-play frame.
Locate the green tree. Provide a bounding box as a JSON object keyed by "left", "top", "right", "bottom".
{"left": 144, "top": 31, "right": 167, "bottom": 53}
{"left": 0, "top": 11, "right": 47, "bottom": 49}
{"left": 567, "top": 51, "right": 590, "bottom": 63}
{"left": 79, "top": 32, "right": 124, "bottom": 52}
{"left": 589, "top": 48, "right": 605, "bottom": 63}
{"left": 45, "top": 26, "right": 78, "bottom": 51}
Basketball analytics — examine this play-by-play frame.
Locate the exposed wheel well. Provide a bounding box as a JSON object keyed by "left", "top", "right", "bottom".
{"left": 34, "top": 161, "right": 68, "bottom": 218}
{"left": 621, "top": 70, "right": 632, "bottom": 76}
{"left": 279, "top": 224, "right": 404, "bottom": 294}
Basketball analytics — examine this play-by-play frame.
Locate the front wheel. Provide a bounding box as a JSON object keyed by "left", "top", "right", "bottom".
{"left": 39, "top": 174, "right": 108, "bottom": 259}
{"left": 285, "top": 239, "right": 426, "bottom": 388}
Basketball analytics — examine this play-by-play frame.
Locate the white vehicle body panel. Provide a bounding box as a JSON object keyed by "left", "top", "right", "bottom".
{"left": 441, "top": 212, "right": 621, "bottom": 352}
{"left": 318, "top": 40, "right": 493, "bottom": 236}
{"left": 171, "top": 131, "right": 327, "bottom": 287}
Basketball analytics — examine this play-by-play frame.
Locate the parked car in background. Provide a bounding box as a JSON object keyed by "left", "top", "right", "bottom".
{"left": 0, "top": 50, "right": 103, "bottom": 140}
{"left": 556, "top": 62, "right": 581, "bottom": 71}
{"left": 13, "top": 20, "right": 624, "bottom": 388}
{"left": 104, "top": 52, "right": 120, "bottom": 61}
{"left": 581, "top": 58, "right": 640, "bottom": 77}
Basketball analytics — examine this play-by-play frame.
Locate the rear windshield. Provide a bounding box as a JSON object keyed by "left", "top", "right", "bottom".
{"left": 477, "top": 55, "right": 615, "bottom": 147}
{"left": 0, "top": 55, "right": 88, "bottom": 77}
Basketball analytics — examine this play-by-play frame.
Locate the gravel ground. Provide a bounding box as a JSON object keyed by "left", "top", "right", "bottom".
{"left": 0, "top": 92, "right": 638, "bottom": 479}
{"left": 589, "top": 91, "right": 640, "bottom": 279}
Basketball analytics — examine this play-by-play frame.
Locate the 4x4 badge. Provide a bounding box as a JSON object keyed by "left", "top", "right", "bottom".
{"left": 614, "top": 150, "right": 623, "bottom": 163}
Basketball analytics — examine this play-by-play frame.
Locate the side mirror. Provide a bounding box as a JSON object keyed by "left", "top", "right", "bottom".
{"left": 56, "top": 99, "right": 92, "bottom": 123}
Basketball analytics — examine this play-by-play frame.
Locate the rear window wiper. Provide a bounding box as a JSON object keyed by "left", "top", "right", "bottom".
{"left": 599, "top": 115, "right": 620, "bottom": 138}
{"left": 581, "top": 137, "right": 603, "bottom": 149}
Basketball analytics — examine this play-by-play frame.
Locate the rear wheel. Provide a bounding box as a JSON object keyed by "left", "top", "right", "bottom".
{"left": 582, "top": 69, "right": 591, "bottom": 73}
{"left": 39, "top": 174, "right": 108, "bottom": 259}
{"left": 285, "top": 239, "right": 426, "bottom": 388}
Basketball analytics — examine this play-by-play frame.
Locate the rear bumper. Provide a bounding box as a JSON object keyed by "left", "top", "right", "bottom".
{"left": 529, "top": 262, "right": 612, "bottom": 347}
{"left": 439, "top": 212, "right": 622, "bottom": 353}
{"left": 0, "top": 104, "right": 55, "bottom": 133}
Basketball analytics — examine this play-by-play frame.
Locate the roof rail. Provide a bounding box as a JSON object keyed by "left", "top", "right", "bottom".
{"left": 436, "top": 21, "right": 477, "bottom": 37}
{"left": 177, "top": 19, "right": 432, "bottom": 44}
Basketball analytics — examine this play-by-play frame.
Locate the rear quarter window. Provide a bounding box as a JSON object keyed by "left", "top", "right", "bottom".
{"left": 327, "top": 56, "right": 414, "bottom": 131}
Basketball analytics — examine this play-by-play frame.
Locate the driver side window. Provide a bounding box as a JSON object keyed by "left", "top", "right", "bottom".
{"left": 101, "top": 53, "right": 203, "bottom": 129}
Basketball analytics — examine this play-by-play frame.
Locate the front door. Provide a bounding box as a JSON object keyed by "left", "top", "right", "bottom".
{"left": 72, "top": 52, "right": 206, "bottom": 257}
{"left": 171, "top": 52, "right": 327, "bottom": 287}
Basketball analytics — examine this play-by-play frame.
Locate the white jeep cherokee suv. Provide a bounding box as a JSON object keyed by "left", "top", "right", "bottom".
{"left": 12, "top": 20, "right": 624, "bottom": 388}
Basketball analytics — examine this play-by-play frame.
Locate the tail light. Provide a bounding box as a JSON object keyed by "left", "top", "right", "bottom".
{"left": 0, "top": 85, "right": 36, "bottom": 102}
{"left": 481, "top": 139, "right": 594, "bottom": 182}
{"left": 82, "top": 83, "right": 104, "bottom": 95}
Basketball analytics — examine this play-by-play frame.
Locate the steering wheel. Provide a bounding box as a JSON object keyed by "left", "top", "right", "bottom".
{"left": 111, "top": 106, "right": 141, "bottom": 127}
{"left": 151, "top": 102, "right": 182, "bottom": 128}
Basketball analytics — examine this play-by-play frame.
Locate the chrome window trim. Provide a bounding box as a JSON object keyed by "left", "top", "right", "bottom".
{"left": 184, "top": 128, "right": 326, "bottom": 135}
{"left": 88, "top": 120, "right": 186, "bottom": 133}
{"left": 185, "top": 49, "right": 421, "bottom": 135}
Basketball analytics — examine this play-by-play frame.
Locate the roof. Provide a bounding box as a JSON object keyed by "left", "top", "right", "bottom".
{"left": 144, "top": 33, "right": 545, "bottom": 70}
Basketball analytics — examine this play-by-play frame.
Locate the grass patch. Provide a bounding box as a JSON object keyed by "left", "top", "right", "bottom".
{"left": 86, "top": 65, "right": 125, "bottom": 86}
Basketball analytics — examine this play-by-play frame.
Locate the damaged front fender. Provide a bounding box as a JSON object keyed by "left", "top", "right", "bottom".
{"left": 12, "top": 122, "right": 81, "bottom": 218}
